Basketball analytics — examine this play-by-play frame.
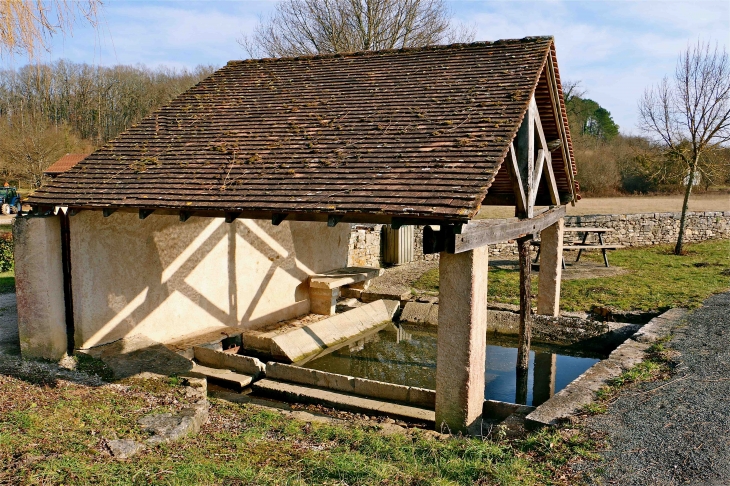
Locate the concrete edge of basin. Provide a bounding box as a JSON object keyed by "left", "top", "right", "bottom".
{"left": 265, "top": 361, "right": 436, "bottom": 409}
{"left": 524, "top": 307, "right": 688, "bottom": 428}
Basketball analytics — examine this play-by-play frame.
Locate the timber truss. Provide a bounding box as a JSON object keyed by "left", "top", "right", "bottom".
{"left": 508, "top": 95, "right": 560, "bottom": 218}
{"left": 425, "top": 95, "right": 566, "bottom": 255}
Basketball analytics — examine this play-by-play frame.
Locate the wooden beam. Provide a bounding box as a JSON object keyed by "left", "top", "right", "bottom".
{"left": 272, "top": 213, "right": 288, "bottom": 226}
{"left": 68, "top": 208, "right": 82, "bottom": 217}
{"left": 139, "top": 208, "right": 154, "bottom": 219}
{"left": 533, "top": 101, "right": 549, "bottom": 156}
{"left": 225, "top": 212, "right": 241, "bottom": 223}
{"left": 531, "top": 148, "right": 546, "bottom": 207}
{"left": 179, "top": 211, "right": 191, "bottom": 222}
{"left": 516, "top": 99, "right": 535, "bottom": 218}
{"left": 546, "top": 55, "right": 577, "bottom": 204}
{"left": 506, "top": 143, "right": 527, "bottom": 217}
{"left": 543, "top": 151, "right": 560, "bottom": 205}
{"left": 423, "top": 206, "right": 566, "bottom": 254}
{"left": 327, "top": 214, "right": 343, "bottom": 227}
{"left": 102, "top": 208, "right": 116, "bottom": 218}
{"left": 516, "top": 235, "right": 533, "bottom": 372}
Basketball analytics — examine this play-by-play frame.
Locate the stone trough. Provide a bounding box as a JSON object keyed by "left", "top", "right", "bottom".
{"left": 170, "top": 298, "right": 683, "bottom": 435}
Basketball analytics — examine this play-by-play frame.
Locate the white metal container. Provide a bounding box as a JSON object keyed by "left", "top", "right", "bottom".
{"left": 383, "top": 225, "right": 414, "bottom": 265}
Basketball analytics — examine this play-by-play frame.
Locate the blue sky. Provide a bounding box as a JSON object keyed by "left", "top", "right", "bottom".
{"left": 17, "top": 0, "right": 730, "bottom": 134}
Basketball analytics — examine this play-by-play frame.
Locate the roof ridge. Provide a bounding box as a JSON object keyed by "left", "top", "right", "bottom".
{"left": 227, "top": 36, "right": 554, "bottom": 66}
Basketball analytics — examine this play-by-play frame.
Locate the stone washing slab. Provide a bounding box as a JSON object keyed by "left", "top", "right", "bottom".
{"left": 193, "top": 346, "right": 265, "bottom": 378}
{"left": 187, "top": 363, "right": 255, "bottom": 390}
{"left": 309, "top": 267, "right": 384, "bottom": 289}
{"left": 266, "top": 362, "right": 435, "bottom": 409}
{"left": 252, "top": 379, "right": 435, "bottom": 424}
{"left": 250, "top": 299, "right": 400, "bottom": 363}
{"left": 525, "top": 308, "right": 688, "bottom": 428}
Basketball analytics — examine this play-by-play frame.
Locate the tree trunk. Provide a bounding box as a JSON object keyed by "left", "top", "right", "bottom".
{"left": 516, "top": 236, "right": 532, "bottom": 371}
{"left": 675, "top": 162, "right": 696, "bottom": 255}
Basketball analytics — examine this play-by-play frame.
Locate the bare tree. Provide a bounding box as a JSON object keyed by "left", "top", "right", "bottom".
{"left": 0, "top": 115, "right": 89, "bottom": 189}
{"left": 0, "top": 0, "right": 101, "bottom": 59}
{"left": 639, "top": 41, "right": 730, "bottom": 255}
{"left": 240, "top": 0, "right": 474, "bottom": 58}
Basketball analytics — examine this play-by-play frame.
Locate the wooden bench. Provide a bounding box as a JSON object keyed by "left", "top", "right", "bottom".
{"left": 309, "top": 267, "right": 384, "bottom": 315}
{"left": 533, "top": 227, "right": 624, "bottom": 268}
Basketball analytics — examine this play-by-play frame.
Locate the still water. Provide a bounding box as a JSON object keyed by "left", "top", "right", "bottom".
{"left": 302, "top": 324, "right": 601, "bottom": 406}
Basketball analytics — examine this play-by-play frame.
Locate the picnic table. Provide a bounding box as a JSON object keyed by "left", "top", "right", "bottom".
{"left": 533, "top": 227, "right": 624, "bottom": 268}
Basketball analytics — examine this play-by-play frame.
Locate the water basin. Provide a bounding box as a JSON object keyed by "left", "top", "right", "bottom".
{"left": 301, "top": 324, "right": 602, "bottom": 407}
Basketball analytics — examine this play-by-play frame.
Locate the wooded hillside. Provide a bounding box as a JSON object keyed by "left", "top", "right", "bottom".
{"left": 0, "top": 61, "right": 215, "bottom": 189}
{"left": 565, "top": 83, "right": 729, "bottom": 196}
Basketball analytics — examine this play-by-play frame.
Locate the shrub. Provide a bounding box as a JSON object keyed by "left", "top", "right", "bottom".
{"left": 0, "top": 232, "right": 13, "bottom": 272}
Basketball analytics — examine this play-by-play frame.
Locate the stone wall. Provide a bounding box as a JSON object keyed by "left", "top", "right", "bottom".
{"left": 566, "top": 211, "right": 730, "bottom": 247}
{"left": 348, "top": 224, "right": 439, "bottom": 267}
{"left": 348, "top": 210, "right": 730, "bottom": 264}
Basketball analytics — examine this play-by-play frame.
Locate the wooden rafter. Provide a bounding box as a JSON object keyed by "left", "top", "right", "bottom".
{"left": 507, "top": 143, "right": 528, "bottom": 215}
{"left": 545, "top": 54, "right": 576, "bottom": 204}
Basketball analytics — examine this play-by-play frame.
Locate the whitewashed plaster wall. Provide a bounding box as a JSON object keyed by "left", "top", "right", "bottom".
{"left": 69, "top": 212, "right": 350, "bottom": 349}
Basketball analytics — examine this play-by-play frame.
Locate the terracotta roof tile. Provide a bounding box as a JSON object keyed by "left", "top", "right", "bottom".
{"left": 29, "top": 37, "right": 575, "bottom": 222}
{"left": 44, "top": 153, "right": 90, "bottom": 175}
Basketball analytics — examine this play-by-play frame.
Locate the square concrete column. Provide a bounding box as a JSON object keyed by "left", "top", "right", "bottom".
{"left": 14, "top": 215, "right": 67, "bottom": 360}
{"left": 537, "top": 218, "right": 564, "bottom": 317}
{"left": 532, "top": 352, "right": 556, "bottom": 406}
{"left": 435, "top": 246, "right": 488, "bottom": 434}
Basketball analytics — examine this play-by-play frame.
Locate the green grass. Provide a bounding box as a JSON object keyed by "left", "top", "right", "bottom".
{"left": 0, "top": 374, "right": 600, "bottom": 485}
{"left": 413, "top": 240, "right": 730, "bottom": 312}
{"left": 0, "top": 270, "right": 14, "bottom": 294}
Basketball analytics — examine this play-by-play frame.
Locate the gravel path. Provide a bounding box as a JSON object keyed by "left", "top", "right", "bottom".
{"left": 581, "top": 292, "right": 730, "bottom": 485}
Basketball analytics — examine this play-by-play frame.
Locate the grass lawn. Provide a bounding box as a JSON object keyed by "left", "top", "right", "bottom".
{"left": 0, "top": 270, "right": 14, "bottom": 294}
{"left": 413, "top": 240, "right": 730, "bottom": 312}
{"left": 0, "top": 372, "right": 600, "bottom": 485}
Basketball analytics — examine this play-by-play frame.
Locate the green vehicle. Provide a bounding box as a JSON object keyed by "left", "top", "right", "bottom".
{"left": 0, "top": 187, "right": 22, "bottom": 215}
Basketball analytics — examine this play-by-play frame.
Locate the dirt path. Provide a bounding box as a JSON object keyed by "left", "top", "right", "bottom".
{"left": 579, "top": 292, "right": 730, "bottom": 485}
{"left": 477, "top": 194, "right": 729, "bottom": 218}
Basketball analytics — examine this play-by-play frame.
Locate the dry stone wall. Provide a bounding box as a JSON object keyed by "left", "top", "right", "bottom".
{"left": 348, "top": 211, "right": 730, "bottom": 266}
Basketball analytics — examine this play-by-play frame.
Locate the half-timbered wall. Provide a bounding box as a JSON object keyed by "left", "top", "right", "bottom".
{"left": 68, "top": 212, "right": 350, "bottom": 349}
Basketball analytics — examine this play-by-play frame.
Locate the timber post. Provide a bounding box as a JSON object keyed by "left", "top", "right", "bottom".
{"left": 516, "top": 235, "right": 532, "bottom": 372}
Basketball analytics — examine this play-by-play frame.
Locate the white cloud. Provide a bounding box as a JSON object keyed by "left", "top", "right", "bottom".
{"left": 451, "top": 0, "right": 729, "bottom": 134}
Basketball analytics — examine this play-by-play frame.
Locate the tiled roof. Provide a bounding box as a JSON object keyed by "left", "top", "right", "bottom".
{"left": 44, "top": 153, "right": 90, "bottom": 175}
{"left": 29, "top": 37, "right": 576, "bottom": 223}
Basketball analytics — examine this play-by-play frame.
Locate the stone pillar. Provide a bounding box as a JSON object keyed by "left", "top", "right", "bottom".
{"left": 435, "top": 246, "right": 488, "bottom": 434}
{"left": 532, "top": 352, "right": 556, "bottom": 406}
{"left": 537, "top": 218, "right": 564, "bottom": 316}
{"left": 14, "top": 215, "right": 68, "bottom": 360}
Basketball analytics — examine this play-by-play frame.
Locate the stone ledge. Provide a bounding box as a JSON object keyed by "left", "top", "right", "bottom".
{"left": 266, "top": 362, "right": 435, "bottom": 409}
{"left": 243, "top": 300, "right": 400, "bottom": 363}
{"left": 252, "top": 379, "right": 435, "bottom": 424}
{"left": 193, "top": 346, "right": 265, "bottom": 378}
{"left": 309, "top": 267, "right": 384, "bottom": 289}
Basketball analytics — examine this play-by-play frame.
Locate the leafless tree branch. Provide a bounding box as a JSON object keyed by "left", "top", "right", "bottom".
{"left": 238, "top": 0, "right": 474, "bottom": 58}
{"left": 638, "top": 40, "right": 730, "bottom": 254}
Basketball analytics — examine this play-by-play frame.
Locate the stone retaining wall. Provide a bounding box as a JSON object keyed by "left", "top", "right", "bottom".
{"left": 348, "top": 211, "right": 730, "bottom": 265}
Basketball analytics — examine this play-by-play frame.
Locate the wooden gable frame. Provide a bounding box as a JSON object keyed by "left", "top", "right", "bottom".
{"left": 508, "top": 95, "right": 560, "bottom": 218}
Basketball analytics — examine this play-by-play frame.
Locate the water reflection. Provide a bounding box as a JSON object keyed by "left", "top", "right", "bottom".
{"left": 302, "top": 324, "right": 601, "bottom": 406}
